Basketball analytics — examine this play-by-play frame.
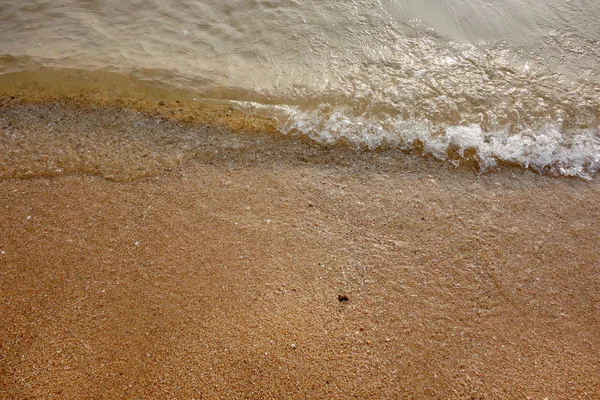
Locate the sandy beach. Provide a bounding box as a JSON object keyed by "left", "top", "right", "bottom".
{"left": 1, "top": 100, "right": 599, "bottom": 399}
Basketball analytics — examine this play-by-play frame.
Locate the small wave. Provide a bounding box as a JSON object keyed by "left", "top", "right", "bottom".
{"left": 238, "top": 102, "right": 600, "bottom": 179}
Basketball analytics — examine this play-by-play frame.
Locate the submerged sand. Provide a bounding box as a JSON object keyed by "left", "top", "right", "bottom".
{"left": 1, "top": 100, "right": 599, "bottom": 399}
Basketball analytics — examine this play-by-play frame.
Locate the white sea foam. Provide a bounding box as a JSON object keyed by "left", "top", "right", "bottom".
{"left": 238, "top": 102, "right": 600, "bottom": 179}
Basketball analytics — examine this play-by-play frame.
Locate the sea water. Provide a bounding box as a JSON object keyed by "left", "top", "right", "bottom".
{"left": 0, "top": 0, "right": 599, "bottom": 178}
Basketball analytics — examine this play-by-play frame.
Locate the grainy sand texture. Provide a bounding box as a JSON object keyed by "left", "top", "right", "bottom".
{"left": 1, "top": 101, "right": 599, "bottom": 399}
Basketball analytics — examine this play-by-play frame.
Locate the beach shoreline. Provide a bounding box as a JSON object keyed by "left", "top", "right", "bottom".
{"left": 1, "top": 101, "right": 599, "bottom": 398}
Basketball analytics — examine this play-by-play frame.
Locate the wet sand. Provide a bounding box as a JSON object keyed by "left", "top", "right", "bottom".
{"left": 1, "top": 101, "right": 600, "bottom": 399}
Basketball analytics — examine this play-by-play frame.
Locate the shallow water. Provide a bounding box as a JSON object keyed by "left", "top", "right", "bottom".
{"left": 1, "top": 0, "right": 599, "bottom": 177}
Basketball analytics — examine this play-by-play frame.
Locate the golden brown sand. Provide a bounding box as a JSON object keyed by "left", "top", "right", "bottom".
{"left": 1, "top": 101, "right": 599, "bottom": 399}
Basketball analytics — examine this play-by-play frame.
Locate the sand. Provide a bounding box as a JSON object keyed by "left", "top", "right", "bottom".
{"left": 1, "top": 100, "right": 599, "bottom": 399}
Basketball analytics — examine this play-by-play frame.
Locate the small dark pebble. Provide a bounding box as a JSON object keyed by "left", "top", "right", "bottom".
{"left": 158, "top": 101, "right": 165, "bottom": 106}
{"left": 338, "top": 294, "right": 349, "bottom": 302}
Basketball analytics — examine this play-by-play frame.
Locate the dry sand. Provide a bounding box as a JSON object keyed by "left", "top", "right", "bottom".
{"left": 1, "top": 101, "right": 599, "bottom": 399}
